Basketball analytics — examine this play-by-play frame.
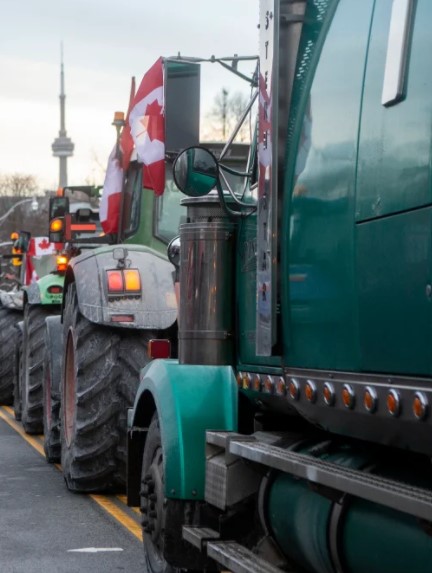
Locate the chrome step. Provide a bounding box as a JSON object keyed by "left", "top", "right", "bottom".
{"left": 208, "top": 432, "right": 432, "bottom": 522}
{"left": 182, "top": 526, "right": 284, "bottom": 573}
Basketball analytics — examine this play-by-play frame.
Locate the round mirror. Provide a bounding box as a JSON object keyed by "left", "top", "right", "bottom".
{"left": 173, "top": 146, "right": 218, "bottom": 197}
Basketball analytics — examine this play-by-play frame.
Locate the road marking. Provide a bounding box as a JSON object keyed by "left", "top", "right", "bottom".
{"left": 0, "top": 406, "right": 143, "bottom": 542}
{"left": 117, "top": 494, "right": 141, "bottom": 515}
{"left": 67, "top": 547, "right": 124, "bottom": 553}
{"left": 90, "top": 495, "right": 142, "bottom": 540}
{"left": 0, "top": 409, "right": 45, "bottom": 456}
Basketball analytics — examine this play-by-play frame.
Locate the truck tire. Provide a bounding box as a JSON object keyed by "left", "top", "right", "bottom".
{"left": 13, "top": 322, "right": 23, "bottom": 420}
{"left": 43, "top": 316, "right": 63, "bottom": 463}
{"left": 61, "top": 283, "right": 153, "bottom": 492}
{"left": 115, "top": 329, "right": 154, "bottom": 486}
{"left": 21, "top": 304, "right": 58, "bottom": 434}
{"left": 141, "top": 414, "right": 206, "bottom": 573}
{"left": 0, "top": 307, "right": 22, "bottom": 405}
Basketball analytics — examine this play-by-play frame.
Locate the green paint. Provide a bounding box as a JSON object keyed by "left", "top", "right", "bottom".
{"left": 35, "top": 273, "right": 65, "bottom": 305}
{"left": 134, "top": 360, "right": 238, "bottom": 499}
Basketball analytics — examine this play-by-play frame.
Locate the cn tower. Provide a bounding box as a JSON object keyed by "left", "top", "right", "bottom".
{"left": 51, "top": 45, "right": 74, "bottom": 187}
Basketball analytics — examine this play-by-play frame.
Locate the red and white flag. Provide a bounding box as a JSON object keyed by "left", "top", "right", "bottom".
{"left": 28, "top": 237, "right": 56, "bottom": 257}
{"left": 129, "top": 58, "right": 165, "bottom": 195}
{"left": 100, "top": 78, "right": 136, "bottom": 234}
{"left": 100, "top": 146, "right": 123, "bottom": 234}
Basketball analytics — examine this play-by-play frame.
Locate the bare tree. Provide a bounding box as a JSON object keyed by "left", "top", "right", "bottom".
{"left": 0, "top": 173, "right": 38, "bottom": 198}
{"left": 206, "top": 88, "right": 251, "bottom": 143}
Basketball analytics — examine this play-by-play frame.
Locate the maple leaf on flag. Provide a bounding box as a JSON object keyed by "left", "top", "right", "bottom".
{"left": 129, "top": 58, "right": 165, "bottom": 195}
{"left": 38, "top": 238, "right": 51, "bottom": 250}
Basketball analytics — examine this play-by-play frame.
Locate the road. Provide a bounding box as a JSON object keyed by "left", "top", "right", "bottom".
{"left": 0, "top": 406, "right": 146, "bottom": 573}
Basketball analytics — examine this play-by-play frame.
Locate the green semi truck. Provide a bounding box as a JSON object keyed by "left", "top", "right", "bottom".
{"left": 125, "top": 2, "right": 432, "bottom": 573}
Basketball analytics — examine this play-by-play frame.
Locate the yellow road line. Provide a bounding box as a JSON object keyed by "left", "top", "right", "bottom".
{"left": 117, "top": 495, "right": 141, "bottom": 515}
{"left": 0, "top": 409, "right": 45, "bottom": 456}
{"left": 91, "top": 495, "right": 142, "bottom": 540}
{"left": 0, "top": 406, "right": 142, "bottom": 542}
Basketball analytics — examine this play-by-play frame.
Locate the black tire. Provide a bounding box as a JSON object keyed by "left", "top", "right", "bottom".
{"left": 141, "top": 414, "right": 206, "bottom": 573}
{"left": 61, "top": 283, "right": 153, "bottom": 492}
{"left": 21, "top": 304, "right": 59, "bottom": 434}
{"left": 13, "top": 322, "right": 23, "bottom": 420}
{"left": 0, "top": 307, "right": 22, "bottom": 405}
{"left": 43, "top": 316, "right": 63, "bottom": 463}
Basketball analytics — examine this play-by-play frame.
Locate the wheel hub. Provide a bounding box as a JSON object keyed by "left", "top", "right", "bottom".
{"left": 141, "top": 447, "right": 164, "bottom": 543}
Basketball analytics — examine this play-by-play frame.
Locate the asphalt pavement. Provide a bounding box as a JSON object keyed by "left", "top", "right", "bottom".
{"left": 0, "top": 412, "right": 146, "bottom": 573}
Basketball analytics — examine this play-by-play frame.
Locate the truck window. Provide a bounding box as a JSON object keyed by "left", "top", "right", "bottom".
{"left": 153, "top": 164, "right": 185, "bottom": 243}
{"left": 122, "top": 162, "right": 142, "bottom": 238}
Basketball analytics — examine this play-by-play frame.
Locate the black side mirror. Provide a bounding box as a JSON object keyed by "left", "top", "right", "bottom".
{"left": 173, "top": 146, "right": 219, "bottom": 197}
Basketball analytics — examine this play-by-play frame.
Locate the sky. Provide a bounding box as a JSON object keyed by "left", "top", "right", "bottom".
{"left": 0, "top": 0, "right": 259, "bottom": 191}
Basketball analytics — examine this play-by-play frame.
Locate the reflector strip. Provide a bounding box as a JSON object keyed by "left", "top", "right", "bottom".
{"left": 110, "top": 314, "right": 135, "bottom": 323}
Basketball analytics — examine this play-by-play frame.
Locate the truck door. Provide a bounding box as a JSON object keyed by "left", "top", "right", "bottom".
{"left": 356, "top": 0, "right": 432, "bottom": 375}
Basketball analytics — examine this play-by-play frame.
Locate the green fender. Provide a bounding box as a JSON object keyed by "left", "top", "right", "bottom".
{"left": 130, "top": 359, "right": 238, "bottom": 500}
{"left": 25, "top": 273, "right": 64, "bottom": 305}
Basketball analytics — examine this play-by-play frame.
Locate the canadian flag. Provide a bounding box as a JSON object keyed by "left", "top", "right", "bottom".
{"left": 129, "top": 58, "right": 165, "bottom": 196}
{"left": 100, "top": 146, "right": 123, "bottom": 234}
{"left": 29, "top": 237, "right": 56, "bottom": 257}
{"left": 100, "top": 78, "right": 136, "bottom": 234}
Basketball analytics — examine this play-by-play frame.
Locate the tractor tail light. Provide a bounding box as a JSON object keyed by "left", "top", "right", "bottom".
{"left": 106, "top": 270, "right": 124, "bottom": 293}
{"left": 124, "top": 269, "right": 141, "bottom": 292}
{"left": 48, "top": 285, "right": 63, "bottom": 294}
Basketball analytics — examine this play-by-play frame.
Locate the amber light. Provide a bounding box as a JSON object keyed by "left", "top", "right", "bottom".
{"left": 124, "top": 269, "right": 141, "bottom": 292}
{"left": 56, "top": 255, "right": 68, "bottom": 273}
{"left": 363, "top": 386, "right": 378, "bottom": 413}
{"left": 305, "top": 380, "right": 317, "bottom": 403}
{"left": 107, "top": 270, "right": 124, "bottom": 293}
{"left": 10, "top": 232, "right": 19, "bottom": 241}
{"left": 342, "top": 384, "right": 355, "bottom": 409}
{"left": 50, "top": 218, "right": 64, "bottom": 233}
{"left": 236, "top": 372, "right": 243, "bottom": 387}
{"left": 323, "top": 382, "right": 335, "bottom": 406}
{"left": 386, "top": 389, "right": 400, "bottom": 417}
{"left": 253, "top": 375, "right": 262, "bottom": 392}
{"left": 242, "top": 373, "right": 252, "bottom": 390}
{"left": 264, "top": 376, "right": 274, "bottom": 394}
{"left": 413, "top": 392, "right": 428, "bottom": 421}
{"left": 289, "top": 379, "right": 300, "bottom": 400}
{"left": 276, "top": 377, "right": 286, "bottom": 396}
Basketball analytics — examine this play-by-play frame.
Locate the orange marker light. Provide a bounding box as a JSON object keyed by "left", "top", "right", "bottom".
{"left": 10, "top": 232, "right": 19, "bottom": 241}
{"left": 386, "top": 389, "right": 400, "bottom": 417}
{"left": 342, "top": 384, "right": 355, "bottom": 409}
{"left": 276, "top": 377, "right": 286, "bottom": 396}
{"left": 253, "top": 374, "right": 262, "bottom": 392}
{"left": 363, "top": 386, "right": 378, "bottom": 413}
{"left": 124, "top": 269, "right": 141, "bottom": 292}
{"left": 56, "top": 255, "right": 68, "bottom": 273}
{"left": 289, "top": 379, "right": 300, "bottom": 400}
{"left": 323, "top": 382, "right": 335, "bottom": 406}
{"left": 107, "top": 270, "right": 124, "bottom": 293}
{"left": 305, "top": 380, "right": 317, "bottom": 403}
{"left": 413, "top": 392, "right": 428, "bottom": 421}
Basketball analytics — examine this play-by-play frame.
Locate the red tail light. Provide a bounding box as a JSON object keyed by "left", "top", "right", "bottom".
{"left": 107, "top": 270, "right": 124, "bottom": 293}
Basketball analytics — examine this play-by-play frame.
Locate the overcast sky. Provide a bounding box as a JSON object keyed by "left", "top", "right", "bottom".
{"left": 0, "top": 0, "right": 258, "bottom": 191}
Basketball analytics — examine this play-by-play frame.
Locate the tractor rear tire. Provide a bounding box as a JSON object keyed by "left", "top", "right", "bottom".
{"left": 13, "top": 322, "right": 23, "bottom": 420}
{"left": 0, "top": 307, "right": 22, "bottom": 405}
{"left": 61, "top": 283, "right": 154, "bottom": 493}
{"left": 43, "top": 316, "right": 63, "bottom": 463}
{"left": 22, "top": 304, "right": 59, "bottom": 434}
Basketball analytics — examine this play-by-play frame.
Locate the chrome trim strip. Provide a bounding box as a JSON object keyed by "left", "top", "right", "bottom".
{"left": 382, "top": 0, "right": 414, "bottom": 106}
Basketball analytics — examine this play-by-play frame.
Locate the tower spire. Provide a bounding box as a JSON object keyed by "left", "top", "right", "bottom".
{"left": 52, "top": 43, "right": 74, "bottom": 187}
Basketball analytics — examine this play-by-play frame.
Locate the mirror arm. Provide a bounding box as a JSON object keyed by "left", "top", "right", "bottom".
{"left": 219, "top": 164, "right": 252, "bottom": 178}
{"left": 219, "top": 89, "right": 258, "bottom": 162}
{"left": 216, "top": 179, "right": 256, "bottom": 219}
{"left": 216, "top": 59, "right": 258, "bottom": 86}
